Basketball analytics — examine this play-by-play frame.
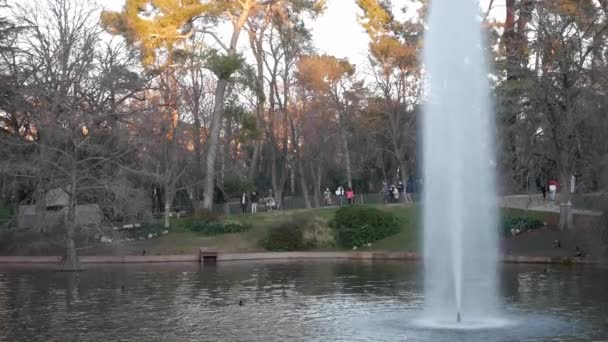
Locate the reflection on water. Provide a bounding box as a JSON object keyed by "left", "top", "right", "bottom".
{"left": 0, "top": 261, "right": 606, "bottom": 341}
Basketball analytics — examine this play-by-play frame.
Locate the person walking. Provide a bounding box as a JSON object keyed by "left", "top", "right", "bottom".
{"left": 266, "top": 189, "right": 276, "bottom": 212}
{"left": 382, "top": 182, "right": 390, "bottom": 205}
{"left": 405, "top": 178, "right": 414, "bottom": 203}
{"left": 240, "top": 192, "right": 247, "bottom": 214}
{"left": 548, "top": 179, "right": 558, "bottom": 203}
{"left": 336, "top": 186, "right": 345, "bottom": 207}
{"left": 346, "top": 188, "right": 355, "bottom": 205}
{"left": 397, "top": 181, "right": 405, "bottom": 203}
{"left": 324, "top": 188, "right": 332, "bottom": 206}
{"left": 540, "top": 185, "right": 547, "bottom": 200}
{"left": 392, "top": 185, "right": 399, "bottom": 202}
{"left": 251, "top": 191, "right": 258, "bottom": 213}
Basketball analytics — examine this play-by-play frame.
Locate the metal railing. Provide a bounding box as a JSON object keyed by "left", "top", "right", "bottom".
{"left": 210, "top": 192, "right": 415, "bottom": 215}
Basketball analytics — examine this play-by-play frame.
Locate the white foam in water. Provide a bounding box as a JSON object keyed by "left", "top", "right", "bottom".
{"left": 414, "top": 317, "right": 513, "bottom": 331}
{"left": 421, "top": 0, "right": 501, "bottom": 328}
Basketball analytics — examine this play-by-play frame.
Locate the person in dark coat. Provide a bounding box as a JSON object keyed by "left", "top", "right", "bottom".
{"left": 240, "top": 193, "right": 247, "bottom": 213}
{"left": 406, "top": 178, "right": 414, "bottom": 203}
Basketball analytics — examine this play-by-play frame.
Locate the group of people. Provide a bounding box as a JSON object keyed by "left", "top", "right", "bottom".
{"left": 241, "top": 178, "right": 417, "bottom": 213}
{"left": 323, "top": 186, "right": 356, "bottom": 207}
{"left": 240, "top": 189, "right": 277, "bottom": 214}
{"left": 383, "top": 179, "right": 415, "bottom": 204}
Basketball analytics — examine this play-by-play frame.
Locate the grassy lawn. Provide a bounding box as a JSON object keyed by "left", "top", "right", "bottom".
{"left": 132, "top": 207, "right": 341, "bottom": 255}
{"left": 95, "top": 205, "right": 560, "bottom": 255}
{"left": 365, "top": 206, "right": 559, "bottom": 252}
{"left": 132, "top": 205, "right": 420, "bottom": 254}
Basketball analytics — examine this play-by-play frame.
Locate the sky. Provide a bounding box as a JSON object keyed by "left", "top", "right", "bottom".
{"left": 100, "top": 0, "right": 506, "bottom": 69}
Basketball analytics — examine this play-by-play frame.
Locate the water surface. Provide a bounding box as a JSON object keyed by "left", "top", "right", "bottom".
{"left": 0, "top": 261, "right": 606, "bottom": 341}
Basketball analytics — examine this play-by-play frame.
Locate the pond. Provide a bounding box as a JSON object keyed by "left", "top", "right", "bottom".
{"left": 0, "top": 261, "right": 606, "bottom": 341}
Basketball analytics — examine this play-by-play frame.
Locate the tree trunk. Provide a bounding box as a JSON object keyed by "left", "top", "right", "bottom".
{"left": 289, "top": 119, "right": 311, "bottom": 208}
{"left": 163, "top": 180, "right": 175, "bottom": 229}
{"left": 248, "top": 141, "right": 261, "bottom": 180}
{"left": 247, "top": 23, "right": 267, "bottom": 182}
{"left": 311, "top": 163, "right": 322, "bottom": 208}
{"left": 276, "top": 137, "right": 289, "bottom": 210}
{"left": 559, "top": 170, "right": 573, "bottom": 230}
{"left": 201, "top": 3, "right": 251, "bottom": 209}
{"left": 339, "top": 122, "right": 353, "bottom": 189}
{"left": 64, "top": 226, "right": 80, "bottom": 271}
{"left": 398, "top": 155, "right": 408, "bottom": 183}
{"left": 202, "top": 78, "right": 228, "bottom": 209}
{"left": 220, "top": 116, "right": 233, "bottom": 192}
{"left": 270, "top": 138, "right": 278, "bottom": 197}
{"left": 192, "top": 98, "right": 203, "bottom": 200}
{"left": 63, "top": 161, "right": 80, "bottom": 271}
{"left": 290, "top": 167, "right": 295, "bottom": 195}
{"left": 299, "top": 165, "right": 312, "bottom": 209}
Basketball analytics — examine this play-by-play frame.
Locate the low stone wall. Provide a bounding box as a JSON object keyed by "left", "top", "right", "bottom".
{"left": 79, "top": 255, "right": 199, "bottom": 263}
{"left": 215, "top": 251, "right": 421, "bottom": 262}
{"left": 0, "top": 256, "right": 62, "bottom": 263}
{"left": 209, "top": 250, "right": 595, "bottom": 265}
{"left": 0, "top": 252, "right": 596, "bottom": 265}
{"left": 0, "top": 255, "right": 199, "bottom": 264}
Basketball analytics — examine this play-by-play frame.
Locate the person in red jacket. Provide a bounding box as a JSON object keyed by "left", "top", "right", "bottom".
{"left": 548, "top": 179, "right": 558, "bottom": 202}
{"left": 346, "top": 188, "right": 355, "bottom": 205}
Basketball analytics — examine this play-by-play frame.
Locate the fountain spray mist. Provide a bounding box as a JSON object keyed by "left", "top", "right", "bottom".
{"left": 422, "top": 0, "right": 499, "bottom": 325}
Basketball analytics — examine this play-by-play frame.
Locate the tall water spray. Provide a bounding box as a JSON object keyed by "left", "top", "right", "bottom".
{"left": 422, "top": 0, "right": 499, "bottom": 325}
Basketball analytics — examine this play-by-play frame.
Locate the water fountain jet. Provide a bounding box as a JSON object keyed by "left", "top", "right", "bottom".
{"left": 421, "top": 0, "right": 500, "bottom": 328}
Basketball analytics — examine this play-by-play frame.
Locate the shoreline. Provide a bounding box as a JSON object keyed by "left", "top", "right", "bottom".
{"left": 0, "top": 251, "right": 596, "bottom": 265}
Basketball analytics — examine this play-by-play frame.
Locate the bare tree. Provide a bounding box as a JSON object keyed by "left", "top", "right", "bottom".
{"left": 1, "top": 0, "right": 147, "bottom": 269}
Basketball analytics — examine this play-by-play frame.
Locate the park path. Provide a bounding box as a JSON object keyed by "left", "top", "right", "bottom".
{"left": 501, "top": 194, "right": 603, "bottom": 216}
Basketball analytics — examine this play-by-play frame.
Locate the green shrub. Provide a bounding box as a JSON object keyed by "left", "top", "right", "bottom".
{"left": 189, "top": 220, "right": 251, "bottom": 235}
{"left": 501, "top": 216, "right": 544, "bottom": 237}
{"left": 126, "top": 223, "right": 166, "bottom": 240}
{"left": 261, "top": 222, "right": 311, "bottom": 251}
{"left": 329, "top": 206, "right": 403, "bottom": 248}
{"left": 261, "top": 215, "right": 334, "bottom": 251}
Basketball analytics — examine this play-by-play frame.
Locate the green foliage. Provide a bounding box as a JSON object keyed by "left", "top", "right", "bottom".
{"left": 261, "top": 215, "right": 334, "bottom": 251}
{"left": 238, "top": 115, "right": 261, "bottom": 142}
{"left": 233, "top": 63, "right": 263, "bottom": 97}
{"left": 356, "top": 0, "right": 394, "bottom": 38}
{"left": 261, "top": 222, "right": 311, "bottom": 251}
{"left": 223, "top": 176, "right": 255, "bottom": 199}
{"left": 189, "top": 220, "right": 251, "bottom": 235}
{"left": 329, "top": 206, "right": 403, "bottom": 248}
{"left": 289, "top": 0, "right": 327, "bottom": 16}
{"left": 501, "top": 216, "right": 544, "bottom": 237}
{"left": 125, "top": 223, "right": 166, "bottom": 239}
{"left": 206, "top": 50, "right": 244, "bottom": 80}
{"left": 101, "top": 0, "right": 210, "bottom": 66}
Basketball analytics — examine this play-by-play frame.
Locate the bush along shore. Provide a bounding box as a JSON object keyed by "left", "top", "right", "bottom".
{"left": 261, "top": 206, "right": 406, "bottom": 252}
